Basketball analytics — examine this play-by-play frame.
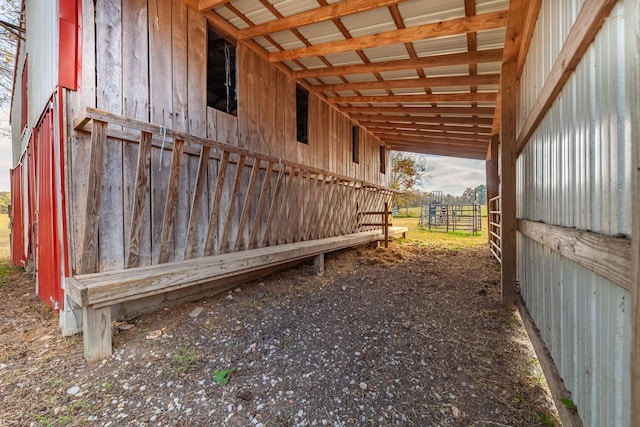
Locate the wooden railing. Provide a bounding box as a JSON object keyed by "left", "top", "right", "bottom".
{"left": 359, "top": 202, "right": 392, "bottom": 248}
{"left": 488, "top": 195, "right": 501, "bottom": 263}
{"left": 73, "top": 107, "right": 394, "bottom": 275}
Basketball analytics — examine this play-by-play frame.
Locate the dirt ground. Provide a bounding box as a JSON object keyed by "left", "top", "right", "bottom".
{"left": 0, "top": 243, "right": 560, "bottom": 426}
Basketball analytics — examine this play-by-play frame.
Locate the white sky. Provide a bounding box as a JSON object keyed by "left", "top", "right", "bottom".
{"left": 419, "top": 154, "right": 486, "bottom": 196}
{"left": 0, "top": 107, "right": 12, "bottom": 191}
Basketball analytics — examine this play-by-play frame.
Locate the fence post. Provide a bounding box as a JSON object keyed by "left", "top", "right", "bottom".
{"left": 383, "top": 202, "right": 389, "bottom": 248}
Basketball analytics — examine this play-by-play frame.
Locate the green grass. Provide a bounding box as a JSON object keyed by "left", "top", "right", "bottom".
{"left": 393, "top": 215, "right": 488, "bottom": 250}
{"left": 0, "top": 213, "right": 11, "bottom": 260}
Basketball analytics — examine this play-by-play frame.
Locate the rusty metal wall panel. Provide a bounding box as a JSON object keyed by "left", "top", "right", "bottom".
{"left": 516, "top": 1, "right": 631, "bottom": 426}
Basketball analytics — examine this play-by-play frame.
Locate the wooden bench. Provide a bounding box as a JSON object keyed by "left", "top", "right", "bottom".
{"left": 388, "top": 226, "right": 408, "bottom": 239}
{"left": 67, "top": 231, "right": 385, "bottom": 362}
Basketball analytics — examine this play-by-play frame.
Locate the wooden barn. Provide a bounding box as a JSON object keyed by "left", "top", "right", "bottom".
{"left": 9, "top": 0, "right": 640, "bottom": 425}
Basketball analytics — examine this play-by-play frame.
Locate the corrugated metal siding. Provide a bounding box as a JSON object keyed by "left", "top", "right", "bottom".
{"left": 517, "top": 3, "right": 630, "bottom": 237}
{"left": 516, "top": 2, "right": 631, "bottom": 426}
{"left": 518, "top": 235, "right": 631, "bottom": 427}
{"left": 518, "top": 0, "right": 586, "bottom": 130}
{"left": 25, "top": 0, "right": 58, "bottom": 129}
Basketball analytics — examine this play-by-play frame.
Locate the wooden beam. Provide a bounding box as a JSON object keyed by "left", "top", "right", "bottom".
{"left": 372, "top": 130, "right": 489, "bottom": 145}
{"left": 239, "top": 0, "right": 408, "bottom": 40}
{"left": 183, "top": 146, "right": 212, "bottom": 260}
{"left": 382, "top": 137, "right": 488, "bottom": 152}
{"left": 292, "top": 48, "right": 503, "bottom": 79}
{"left": 386, "top": 143, "right": 486, "bottom": 160}
{"left": 270, "top": 11, "right": 508, "bottom": 62}
{"left": 516, "top": 0, "right": 618, "bottom": 154}
{"left": 329, "top": 92, "right": 496, "bottom": 104}
{"left": 350, "top": 114, "right": 493, "bottom": 126}
{"left": 199, "top": 0, "right": 231, "bottom": 12}
{"left": 363, "top": 121, "right": 491, "bottom": 134}
{"left": 517, "top": 0, "right": 543, "bottom": 77}
{"left": 517, "top": 294, "right": 586, "bottom": 427}
{"left": 500, "top": 60, "right": 517, "bottom": 310}
{"left": 314, "top": 74, "right": 500, "bottom": 93}
{"left": 518, "top": 219, "right": 631, "bottom": 292}
{"left": 202, "top": 11, "right": 240, "bottom": 41}
{"left": 491, "top": 0, "right": 526, "bottom": 136}
{"left": 342, "top": 106, "right": 495, "bottom": 116}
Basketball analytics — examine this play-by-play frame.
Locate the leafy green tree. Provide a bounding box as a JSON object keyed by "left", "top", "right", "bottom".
{"left": 475, "top": 184, "right": 487, "bottom": 204}
{"left": 391, "top": 152, "right": 432, "bottom": 215}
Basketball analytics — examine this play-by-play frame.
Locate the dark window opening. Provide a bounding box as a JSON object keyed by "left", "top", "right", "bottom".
{"left": 296, "top": 85, "right": 309, "bottom": 144}
{"left": 207, "top": 29, "right": 237, "bottom": 115}
{"left": 351, "top": 126, "right": 360, "bottom": 163}
{"left": 379, "top": 146, "right": 386, "bottom": 174}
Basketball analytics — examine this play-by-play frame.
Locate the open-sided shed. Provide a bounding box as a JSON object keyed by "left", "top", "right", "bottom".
{"left": 9, "top": 0, "right": 640, "bottom": 425}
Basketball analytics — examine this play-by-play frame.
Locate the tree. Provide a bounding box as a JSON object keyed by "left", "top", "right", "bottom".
{"left": 461, "top": 187, "right": 477, "bottom": 203}
{"left": 0, "top": 0, "right": 22, "bottom": 105}
{"left": 391, "top": 151, "right": 431, "bottom": 192}
{"left": 475, "top": 184, "right": 487, "bottom": 205}
{"left": 391, "top": 152, "right": 432, "bottom": 215}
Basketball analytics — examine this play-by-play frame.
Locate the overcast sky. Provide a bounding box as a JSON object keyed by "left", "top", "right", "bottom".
{"left": 418, "top": 154, "right": 486, "bottom": 196}
{"left": 0, "top": 107, "right": 12, "bottom": 191}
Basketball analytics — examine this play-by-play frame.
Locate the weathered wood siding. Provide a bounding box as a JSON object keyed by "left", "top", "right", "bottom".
{"left": 65, "top": 1, "right": 391, "bottom": 275}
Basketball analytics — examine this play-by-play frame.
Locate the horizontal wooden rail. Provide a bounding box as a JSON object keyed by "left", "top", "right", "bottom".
{"left": 517, "top": 219, "right": 631, "bottom": 292}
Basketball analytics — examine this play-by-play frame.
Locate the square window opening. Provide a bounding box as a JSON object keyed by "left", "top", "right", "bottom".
{"left": 352, "top": 126, "right": 360, "bottom": 164}
{"left": 207, "top": 29, "right": 237, "bottom": 115}
{"left": 296, "top": 85, "right": 309, "bottom": 144}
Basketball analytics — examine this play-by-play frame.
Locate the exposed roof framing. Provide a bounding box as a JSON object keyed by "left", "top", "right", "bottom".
{"left": 201, "top": 0, "right": 520, "bottom": 160}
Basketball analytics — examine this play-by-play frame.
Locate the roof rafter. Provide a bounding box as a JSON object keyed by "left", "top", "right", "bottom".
{"left": 378, "top": 134, "right": 488, "bottom": 147}
{"left": 291, "top": 48, "right": 503, "bottom": 79}
{"left": 269, "top": 10, "right": 508, "bottom": 62}
{"left": 329, "top": 92, "right": 496, "bottom": 104}
{"left": 314, "top": 74, "right": 500, "bottom": 93}
{"left": 371, "top": 129, "right": 491, "bottom": 142}
{"left": 384, "top": 141, "right": 487, "bottom": 159}
{"left": 239, "top": 0, "right": 409, "bottom": 40}
{"left": 350, "top": 114, "right": 493, "bottom": 126}
{"left": 199, "top": 0, "right": 231, "bottom": 12}
{"left": 361, "top": 122, "right": 492, "bottom": 134}
{"left": 342, "top": 106, "right": 495, "bottom": 115}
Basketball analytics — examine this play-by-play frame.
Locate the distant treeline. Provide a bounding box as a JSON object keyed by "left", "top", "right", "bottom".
{"left": 0, "top": 191, "right": 9, "bottom": 214}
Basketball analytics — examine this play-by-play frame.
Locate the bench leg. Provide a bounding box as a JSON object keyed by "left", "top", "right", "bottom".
{"left": 83, "top": 305, "right": 112, "bottom": 362}
{"left": 314, "top": 253, "right": 325, "bottom": 276}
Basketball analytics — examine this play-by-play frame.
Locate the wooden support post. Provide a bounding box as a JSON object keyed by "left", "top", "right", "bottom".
{"left": 486, "top": 135, "right": 499, "bottom": 243}
{"left": 314, "top": 253, "right": 324, "bottom": 276}
{"left": 383, "top": 202, "right": 389, "bottom": 248}
{"left": 126, "top": 131, "right": 153, "bottom": 268}
{"left": 158, "top": 139, "right": 185, "bottom": 264}
{"left": 629, "top": 0, "right": 640, "bottom": 422}
{"left": 80, "top": 120, "right": 108, "bottom": 274}
{"left": 83, "top": 305, "right": 112, "bottom": 363}
{"left": 500, "top": 60, "right": 517, "bottom": 310}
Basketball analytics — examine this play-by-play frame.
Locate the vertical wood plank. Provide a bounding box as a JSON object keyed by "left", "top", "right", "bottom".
{"left": 298, "top": 174, "right": 319, "bottom": 241}
{"left": 261, "top": 167, "right": 286, "bottom": 247}
{"left": 283, "top": 172, "right": 307, "bottom": 244}
{"left": 125, "top": 131, "right": 152, "bottom": 269}
{"left": 184, "top": 146, "right": 211, "bottom": 259}
{"left": 96, "top": 0, "right": 124, "bottom": 271}
{"left": 248, "top": 162, "right": 275, "bottom": 249}
{"left": 122, "top": 0, "right": 151, "bottom": 267}
{"left": 204, "top": 151, "right": 230, "bottom": 256}
{"left": 274, "top": 168, "right": 301, "bottom": 245}
{"left": 234, "top": 159, "right": 261, "bottom": 251}
{"left": 219, "top": 155, "right": 246, "bottom": 253}
{"left": 172, "top": 0, "right": 190, "bottom": 262}
{"left": 158, "top": 140, "right": 185, "bottom": 264}
{"left": 80, "top": 120, "right": 108, "bottom": 274}
{"left": 68, "top": 0, "right": 96, "bottom": 274}
{"left": 500, "top": 60, "right": 517, "bottom": 310}
{"left": 187, "top": 7, "right": 207, "bottom": 137}
{"left": 149, "top": 0, "right": 173, "bottom": 263}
